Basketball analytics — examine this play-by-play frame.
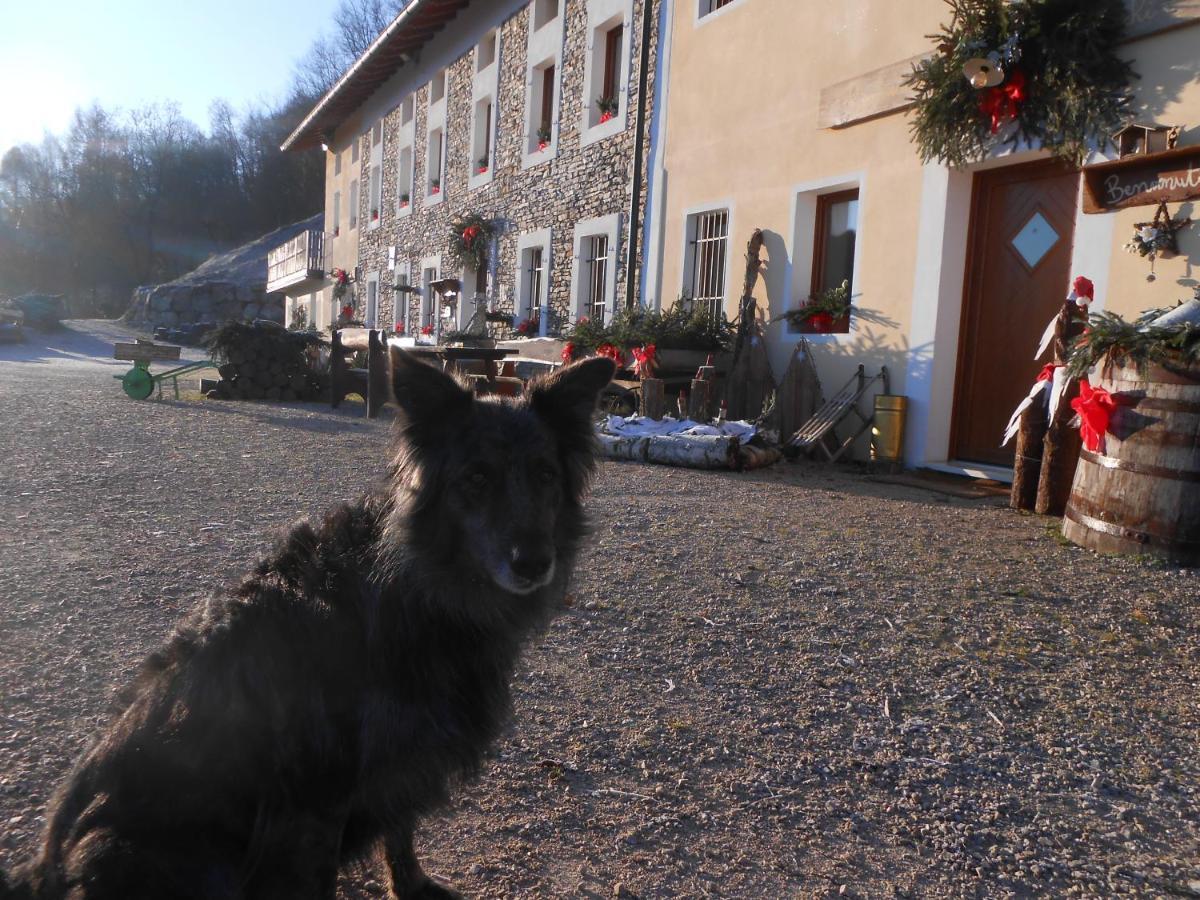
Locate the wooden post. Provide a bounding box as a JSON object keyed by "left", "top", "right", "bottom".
{"left": 1010, "top": 401, "right": 1047, "bottom": 511}
{"left": 640, "top": 378, "right": 665, "bottom": 419}
{"left": 1036, "top": 381, "right": 1082, "bottom": 516}
{"left": 688, "top": 377, "right": 712, "bottom": 421}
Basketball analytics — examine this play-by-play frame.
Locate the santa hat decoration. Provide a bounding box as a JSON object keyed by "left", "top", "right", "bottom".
{"left": 1069, "top": 276, "right": 1094, "bottom": 307}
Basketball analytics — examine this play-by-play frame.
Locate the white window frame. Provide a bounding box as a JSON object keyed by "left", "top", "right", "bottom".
{"left": 334, "top": 150, "right": 342, "bottom": 175}
{"left": 364, "top": 271, "right": 380, "bottom": 328}
{"left": 368, "top": 119, "right": 384, "bottom": 230}
{"left": 426, "top": 75, "right": 448, "bottom": 204}
{"left": 349, "top": 179, "right": 359, "bottom": 230}
{"left": 332, "top": 190, "right": 341, "bottom": 238}
{"left": 696, "top": 0, "right": 747, "bottom": 24}
{"left": 469, "top": 28, "right": 501, "bottom": 191}
{"left": 570, "top": 213, "right": 621, "bottom": 323}
{"left": 396, "top": 95, "right": 416, "bottom": 217}
{"left": 679, "top": 202, "right": 733, "bottom": 320}
{"left": 515, "top": 228, "right": 553, "bottom": 333}
{"left": 419, "top": 255, "right": 442, "bottom": 331}
{"left": 579, "top": 0, "right": 633, "bottom": 148}
{"left": 393, "top": 259, "right": 412, "bottom": 333}
{"left": 522, "top": 1, "right": 565, "bottom": 169}
{"left": 783, "top": 172, "right": 866, "bottom": 343}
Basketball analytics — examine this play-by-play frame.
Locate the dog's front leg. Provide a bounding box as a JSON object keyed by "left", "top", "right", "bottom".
{"left": 382, "top": 828, "right": 463, "bottom": 900}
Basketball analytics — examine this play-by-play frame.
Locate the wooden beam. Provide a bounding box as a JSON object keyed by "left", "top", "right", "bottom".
{"left": 817, "top": 1, "right": 1200, "bottom": 131}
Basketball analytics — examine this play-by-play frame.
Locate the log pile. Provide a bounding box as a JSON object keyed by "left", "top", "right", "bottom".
{"left": 204, "top": 321, "right": 325, "bottom": 402}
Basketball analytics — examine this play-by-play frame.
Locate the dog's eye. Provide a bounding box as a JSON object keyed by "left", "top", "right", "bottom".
{"left": 466, "top": 470, "right": 489, "bottom": 491}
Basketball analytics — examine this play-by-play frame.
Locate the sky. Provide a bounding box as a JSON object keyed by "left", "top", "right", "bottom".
{"left": 0, "top": 0, "right": 342, "bottom": 155}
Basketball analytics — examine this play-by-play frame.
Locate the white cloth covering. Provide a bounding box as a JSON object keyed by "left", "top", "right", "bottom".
{"left": 602, "top": 415, "right": 757, "bottom": 440}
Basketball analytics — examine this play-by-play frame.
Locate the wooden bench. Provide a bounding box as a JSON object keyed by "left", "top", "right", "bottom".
{"left": 331, "top": 328, "right": 389, "bottom": 418}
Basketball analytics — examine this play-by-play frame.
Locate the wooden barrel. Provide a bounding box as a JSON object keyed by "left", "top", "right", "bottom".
{"left": 1062, "top": 357, "right": 1200, "bottom": 565}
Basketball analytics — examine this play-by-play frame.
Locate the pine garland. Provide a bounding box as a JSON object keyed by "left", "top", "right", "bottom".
{"left": 448, "top": 214, "right": 496, "bottom": 271}
{"left": 1066, "top": 306, "right": 1200, "bottom": 380}
{"left": 906, "top": 0, "right": 1136, "bottom": 167}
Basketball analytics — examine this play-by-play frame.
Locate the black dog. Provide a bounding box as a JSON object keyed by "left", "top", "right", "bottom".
{"left": 1, "top": 352, "right": 615, "bottom": 899}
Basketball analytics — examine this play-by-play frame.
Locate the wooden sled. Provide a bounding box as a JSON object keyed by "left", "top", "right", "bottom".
{"left": 787, "top": 365, "right": 888, "bottom": 462}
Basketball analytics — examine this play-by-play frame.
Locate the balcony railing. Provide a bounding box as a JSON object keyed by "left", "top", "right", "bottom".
{"left": 267, "top": 229, "right": 325, "bottom": 293}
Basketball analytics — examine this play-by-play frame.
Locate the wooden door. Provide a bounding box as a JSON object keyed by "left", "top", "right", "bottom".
{"left": 952, "top": 159, "right": 1079, "bottom": 466}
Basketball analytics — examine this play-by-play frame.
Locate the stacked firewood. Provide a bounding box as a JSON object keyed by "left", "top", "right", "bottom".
{"left": 205, "top": 321, "right": 325, "bottom": 402}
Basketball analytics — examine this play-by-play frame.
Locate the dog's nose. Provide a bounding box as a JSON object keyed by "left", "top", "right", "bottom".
{"left": 511, "top": 548, "right": 553, "bottom": 582}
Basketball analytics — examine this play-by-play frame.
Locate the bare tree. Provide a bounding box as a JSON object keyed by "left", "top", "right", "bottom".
{"left": 294, "top": 0, "right": 409, "bottom": 96}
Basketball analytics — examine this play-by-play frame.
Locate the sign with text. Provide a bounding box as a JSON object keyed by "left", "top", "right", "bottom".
{"left": 1082, "top": 145, "right": 1200, "bottom": 213}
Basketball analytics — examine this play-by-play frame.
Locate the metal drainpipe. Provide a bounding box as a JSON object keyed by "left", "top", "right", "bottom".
{"left": 624, "top": 0, "right": 655, "bottom": 310}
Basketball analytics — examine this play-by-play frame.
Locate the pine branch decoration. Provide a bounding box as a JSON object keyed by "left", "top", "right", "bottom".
{"left": 905, "top": 0, "right": 1136, "bottom": 168}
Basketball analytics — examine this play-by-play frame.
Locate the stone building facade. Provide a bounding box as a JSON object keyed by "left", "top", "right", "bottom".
{"left": 287, "top": 0, "right": 661, "bottom": 341}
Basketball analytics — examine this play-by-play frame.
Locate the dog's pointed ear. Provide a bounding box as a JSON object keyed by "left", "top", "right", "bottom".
{"left": 529, "top": 356, "right": 616, "bottom": 428}
{"left": 390, "top": 348, "right": 472, "bottom": 426}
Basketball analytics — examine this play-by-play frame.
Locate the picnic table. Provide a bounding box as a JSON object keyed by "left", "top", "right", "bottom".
{"left": 390, "top": 342, "right": 519, "bottom": 393}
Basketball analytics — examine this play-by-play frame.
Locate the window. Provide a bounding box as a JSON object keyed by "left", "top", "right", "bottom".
{"left": 471, "top": 100, "right": 493, "bottom": 179}
{"left": 540, "top": 65, "right": 556, "bottom": 138}
{"left": 571, "top": 214, "right": 621, "bottom": 323}
{"left": 349, "top": 180, "right": 359, "bottom": 229}
{"left": 602, "top": 25, "right": 623, "bottom": 104}
{"left": 369, "top": 164, "right": 382, "bottom": 224}
{"left": 351, "top": 138, "right": 359, "bottom": 164}
{"left": 700, "top": 0, "right": 737, "bottom": 16}
{"left": 798, "top": 189, "right": 858, "bottom": 334}
{"left": 368, "top": 119, "right": 384, "bottom": 226}
{"left": 365, "top": 272, "right": 379, "bottom": 328}
{"left": 430, "top": 69, "right": 446, "bottom": 105}
{"left": 685, "top": 209, "right": 729, "bottom": 319}
{"left": 332, "top": 191, "right": 341, "bottom": 237}
{"left": 396, "top": 95, "right": 416, "bottom": 213}
{"left": 397, "top": 146, "right": 413, "bottom": 208}
{"left": 393, "top": 263, "right": 411, "bottom": 333}
{"left": 334, "top": 151, "right": 342, "bottom": 175}
{"left": 427, "top": 128, "right": 444, "bottom": 196}
{"left": 523, "top": 1, "right": 564, "bottom": 166}
{"left": 584, "top": 236, "right": 610, "bottom": 321}
{"left": 582, "top": 2, "right": 631, "bottom": 140}
{"left": 515, "top": 229, "right": 552, "bottom": 326}
{"left": 477, "top": 29, "right": 498, "bottom": 71}
{"left": 523, "top": 247, "right": 545, "bottom": 320}
{"left": 533, "top": 0, "right": 559, "bottom": 30}
{"left": 421, "top": 265, "right": 439, "bottom": 328}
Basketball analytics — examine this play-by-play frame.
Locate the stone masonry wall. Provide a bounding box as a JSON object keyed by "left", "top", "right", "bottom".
{"left": 354, "top": 0, "right": 659, "bottom": 336}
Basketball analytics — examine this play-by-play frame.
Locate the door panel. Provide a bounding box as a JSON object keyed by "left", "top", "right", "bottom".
{"left": 952, "top": 160, "right": 1079, "bottom": 466}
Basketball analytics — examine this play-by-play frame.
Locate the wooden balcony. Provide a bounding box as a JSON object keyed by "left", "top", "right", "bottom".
{"left": 267, "top": 229, "right": 325, "bottom": 294}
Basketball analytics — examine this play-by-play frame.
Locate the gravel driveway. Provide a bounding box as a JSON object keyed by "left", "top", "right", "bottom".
{"left": 2, "top": 321, "right": 1198, "bottom": 898}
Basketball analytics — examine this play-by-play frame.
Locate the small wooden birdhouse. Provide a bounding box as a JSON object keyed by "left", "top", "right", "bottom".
{"left": 1112, "top": 122, "right": 1181, "bottom": 158}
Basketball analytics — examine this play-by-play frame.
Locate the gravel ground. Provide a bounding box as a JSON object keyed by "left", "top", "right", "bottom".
{"left": 2, "top": 320, "right": 1199, "bottom": 898}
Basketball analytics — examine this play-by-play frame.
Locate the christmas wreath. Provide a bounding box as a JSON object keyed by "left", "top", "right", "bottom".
{"left": 448, "top": 214, "right": 496, "bottom": 271}
{"left": 331, "top": 268, "right": 353, "bottom": 302}
{"left": 905, "top": 0, "right": 1135, "bottom": 167}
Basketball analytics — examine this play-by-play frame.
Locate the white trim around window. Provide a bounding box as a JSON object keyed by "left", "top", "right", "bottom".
{"left": 468, "top": 30, "right": 501, "bottom": 191}
{"left": 679, "top": 200, "right": 734, "bottom": 320}
{"left": 570, "top": 213, "right": 621, "bottom": 323}
{"left": 580, "top": 0, "right": 634, "bottom": 148}
{"left": 364, "top": 271, "right": 380, "bottom": 328}
{"left": 522, "top": 0, "right": 565, "bottom": 169}
{"left": 695, "top": 0, "right": 748, "bottom": 25}
{"left": 393, "top": 257, "right": 411, "bottom": 333}
{"left": 426, "top": 75, "right": 448, "bottom": 205}
{"left": 515, "top": 228, "right": 553, "bottom": 331}
{"left": 782, "top": 172, "right": 866, "bottom": 343}
{"left": 396, "top": 95, "right": 416, "bottom": 217}
{"left": 419, "top": 255, "right": 442, "bottom": 329}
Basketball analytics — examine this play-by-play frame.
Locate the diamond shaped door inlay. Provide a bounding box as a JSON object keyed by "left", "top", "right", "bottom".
{"left": 1011, "top": 211, "right": 1059, "bottom": 269}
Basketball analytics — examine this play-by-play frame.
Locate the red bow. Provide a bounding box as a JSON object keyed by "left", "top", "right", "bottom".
{"left": 980, "top": 68, "right": 1026, "bottom": 134}
{"left": 1071, "top": 379, "right": 1116, "bottom": 452}
{"left": 1072, "top": 275, "right": 1094, "bottom": 301}
{"left": 631, "top": 344, "right": 656, "bottom": 378}
{"left": 561, "top": 341, "right": 576, "bottom": 362}
{"left": 341, "top": 304, "right": 354, "bottom": 319}
{"left": 596, "top": 343, "right": 625, "bottom": 367}
{"left": 1036, "top": 363, "right": 1058, "bottom": 383}
{"left": 462, "top": 225, "right": 480, "bottom": 246}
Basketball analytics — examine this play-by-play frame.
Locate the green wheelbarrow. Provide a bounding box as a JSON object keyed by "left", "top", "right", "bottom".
{"left": 113, "top": 340, "right": 213, "bottom": 400}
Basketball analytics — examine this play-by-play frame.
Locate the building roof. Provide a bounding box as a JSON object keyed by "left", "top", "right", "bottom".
{"left": 281, "top": 0, "right": 473, "bottom": 152}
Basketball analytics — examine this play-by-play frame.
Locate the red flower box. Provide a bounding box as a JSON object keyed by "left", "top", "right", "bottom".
{"left": 799, "top": 312, "right": 850, "bottom": 335}
{"left": 599, "top": 111, "right": 615, "bottom": 124}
